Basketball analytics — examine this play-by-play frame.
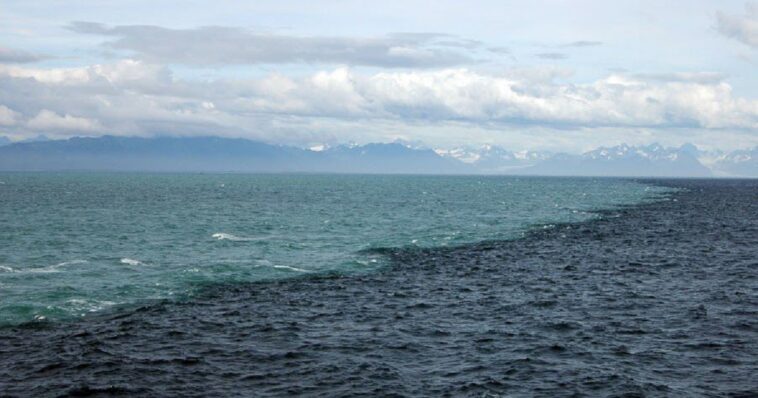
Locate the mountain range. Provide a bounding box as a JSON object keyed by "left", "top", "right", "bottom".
{"left": 0, "top": 136, "right": 465, "bottom": 174}
{"left": 0, "top": 135, "right": 755, "bottom": 177}
{"left": 436, "top": 142, "right": 758, "bottom": 177}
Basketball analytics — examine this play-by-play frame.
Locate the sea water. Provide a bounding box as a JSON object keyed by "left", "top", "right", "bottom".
{"left": 0, "top": 173, "right": 670, "bottom": 325}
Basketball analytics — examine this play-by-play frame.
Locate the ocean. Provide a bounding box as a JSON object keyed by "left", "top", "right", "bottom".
{"left": 0, "top": 174, "right": 755, "bottom": 396}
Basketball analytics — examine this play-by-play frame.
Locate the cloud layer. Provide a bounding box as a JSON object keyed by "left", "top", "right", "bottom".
{"left": 0, "top": 47, "right": 46, "bottom": 63}
{"left": 27, "top": 110, "right": 100, "bottom": 131}
{"left": 0, "top": 105, "right": 20, "bottom": 126}
{"left": 0, "top": 60, "right": 755, "bottom": 148}
{"left": 68, "top": 22, "right": 480, "bottom": 68}
{"left": 716, "top": 2, "right": 758, "bottom": 48}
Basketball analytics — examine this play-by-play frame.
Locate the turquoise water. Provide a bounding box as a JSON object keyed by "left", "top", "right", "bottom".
{"left": 0, "top": 174, "right": 670, "bottom": 325}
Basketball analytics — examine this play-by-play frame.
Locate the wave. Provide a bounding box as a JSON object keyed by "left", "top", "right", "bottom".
{"left": 120, "top": 258, "right": 145, "bottom": 266}
{"left": 354, "top": 258, "right": 380, "bottom": 266}
{"left": 65, "top": 298, "right": 118, "bottom": 313}
{"left": 0, "top": 260, "right": 88, "bottom": 274}
{"left": 55, "top": 260, "right": 89, "bottom": 267}
{"left": 211, "top": 232, "right": 257, "bottom": 242}
{"left": 272, "top": 265, "right": 310, "bottom": 273}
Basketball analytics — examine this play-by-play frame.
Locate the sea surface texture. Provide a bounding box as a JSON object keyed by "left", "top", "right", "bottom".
{"left": 0, "top": 175, "right": 756, "bottom": 397}
{"left": 0, "top": 174, "right": 665, "bottom": 324}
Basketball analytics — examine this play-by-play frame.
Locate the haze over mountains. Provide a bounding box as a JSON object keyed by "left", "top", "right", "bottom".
{"left": 438, "top": 143, "right": 714, "bottom": 177}
{"left": 0, "top": 135, "right": 755, "bottom": 177}
{"left": 0, "top": 136, "right": 465, "bottom": 174}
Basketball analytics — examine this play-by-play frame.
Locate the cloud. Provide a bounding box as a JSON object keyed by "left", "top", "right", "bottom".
{"left": 487, "top": 46, "right": 512, "bottom": 54}
{"left": 0, "top": 105, "right": 20, "bottom": 125}
{"left": 67, "top": 22, "right": 477, "bottom": 68}
{"left": 27, "top": 110, "right": 101, "bottom": 132}
{"left": 0, "top": 61, "right": 756, "bottom": 146}
{"left": 0, "top": 47, "right": 47, "bottom": 63}
{"left": 632, "top": 72, "right": 726, "bottom": 84}
{"left": 562, "top": 41, "right": 603, "bottom": 47}
{"left": 0, "top": 60, "right": 171, "bottom": 87}
{"left": 716, "top": 2, "right": 758, "bottom": 48}
{"left": 535, "top": 52, "right": 568, "bottom": 60}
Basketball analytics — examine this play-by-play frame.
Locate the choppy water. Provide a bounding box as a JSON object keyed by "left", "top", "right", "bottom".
{"left": 0, "top": 174, "right": 667, "bottom": 325}
{"left": 1, "top": 176, "right": 756, "bottom": 397}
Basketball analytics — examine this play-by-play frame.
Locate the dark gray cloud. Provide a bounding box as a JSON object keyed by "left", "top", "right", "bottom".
{"left": 0, "top": 47, "right": 47, "bottom": 63}
{"left": 715, "top": 3, "right": 758, "bottom": 48}
{"left": 535, "top": 52, "right": 568, "bottom": 60}
{"left": 67, "top": 22, "right": 477, "bottom": 67}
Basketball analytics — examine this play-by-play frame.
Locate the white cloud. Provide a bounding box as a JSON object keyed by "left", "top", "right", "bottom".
{"left": 0, "top": 64, "right": 92, "bottom": 85}
{"left": 27, "top": 110, "right": 100, "bottom": 132}
{"left": 0, "top": 61, "right": 755, "bottom": 149}
{"left": 716, "top": 2, "right": 758, "bottom": 48}
{"left": 0, "top": 105, "right": 20, "bottom": 126}
{"left": 241, "top": 68, "right": 758, "bottom": 130}
{"left": 0, "top": 60, "right": 169, "bottom": 86}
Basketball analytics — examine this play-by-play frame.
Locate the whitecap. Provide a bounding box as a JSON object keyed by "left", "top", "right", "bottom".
{"left": 212, "top": 232, "right": 255, "bottom": 242}
{"left": 25, "top": 267, "right": 59, "bottom": 274}
{"left": 120, "top": 258, "right": 144, "bottom": 266}
{"left": 7, "top": 260, "right": 89, "bottom": 274}
{"left": 66, "top": 298, "right": 117, "bottom": 313}
{"left": 54, "top": 260, "right": 88, "bottom": 268}
{"left": 272, "top": 265, "right": 310, "bottom": 272}
{"left": 32, "top": 259, "right": 89, "bottom": 273}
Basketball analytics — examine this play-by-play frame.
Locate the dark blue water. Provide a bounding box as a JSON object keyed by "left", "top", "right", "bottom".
{"left": 0, "top": 177, "right": 756, "bottom": 397}
{"left": 0, "top": 174, "right": 667, "bottom": 325}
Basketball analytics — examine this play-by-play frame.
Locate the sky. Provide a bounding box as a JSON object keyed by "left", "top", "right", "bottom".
{"left": 0, "top": 0, "right": 756, "bottom": 152}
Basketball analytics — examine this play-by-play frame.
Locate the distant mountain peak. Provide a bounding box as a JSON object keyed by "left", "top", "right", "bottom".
{"left": 433, "top": 144, "right": 554, "bottom": 173}
{"left": 391, "top": 138, "right": 428, "bottom": 150}
{"left": 308, "top": 144, "right": 329, "bottom": 152}
{"left": 583, "top": 142, "right": 703, "bottom": 162}
{"left": 708, "top": 146, "right": 758, "bottom": 177}
{"left": 0, "top": 136, "right": 755, "bottom": 177}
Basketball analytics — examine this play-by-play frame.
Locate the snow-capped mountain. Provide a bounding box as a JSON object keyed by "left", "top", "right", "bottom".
{"left": 523, "top": 143, "right": 711, "bottom": 177}
{"left": 0, "top": 136, "right": 468, "bottom": 174}
{"left": 0, "top": 135, "right": 755, "bottom": 177}
{"left": 583, "top": 143, "right": 697, "bottom": 162}
{"left": 707, "top": 147, "right": 758, "bottom": 177}
{"left": 435, "top": 145, "right": 551, "bottom": 172}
